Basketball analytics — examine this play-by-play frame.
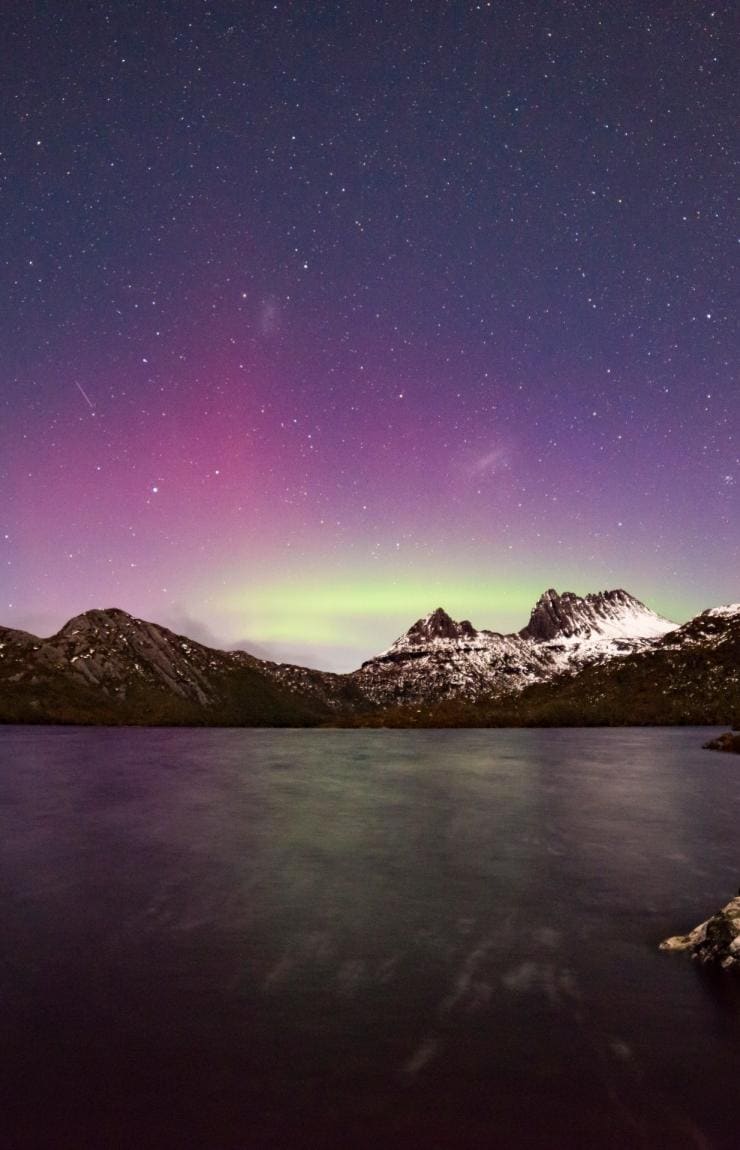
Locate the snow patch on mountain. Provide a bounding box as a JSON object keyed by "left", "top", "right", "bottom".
{"left": 704, "top": 603, "right": 740, "bottom": 619}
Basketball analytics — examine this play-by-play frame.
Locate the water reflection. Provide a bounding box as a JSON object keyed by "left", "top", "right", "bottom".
{"left": 0, "top": 725, "right": 737, "bottom": 1148}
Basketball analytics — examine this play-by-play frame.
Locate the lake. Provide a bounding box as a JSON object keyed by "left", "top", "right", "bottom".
{"left": 0, "top": 726, "right": 738, "bottom": 1148}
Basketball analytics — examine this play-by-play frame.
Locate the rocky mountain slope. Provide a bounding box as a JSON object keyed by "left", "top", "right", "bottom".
{"left": 351, "top": 589, "right": 675, "bottom": 706}
{"left": 0, "top": 609, "right": 354, "bottom": 726}
{"left": 0, "top": 592, "right": 737, "bottom": 727}
{"left": 358, "top": 603, "right": 740, "bottom": 727}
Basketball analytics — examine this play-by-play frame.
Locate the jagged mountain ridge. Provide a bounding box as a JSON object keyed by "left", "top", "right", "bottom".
{"left": 0, "top": 590, "right": 737, "bottom": 726}
{"left": 518, "top": 587, "right": 673, "bottom": 642}
{"left": 450, "top": 603, "right": 740, "bottom": 728}
{"left": 344, "top": 602, "right": 740, "bottom": 728}
{"left": 353, "top": 588, "right": 676, "bottom": 706}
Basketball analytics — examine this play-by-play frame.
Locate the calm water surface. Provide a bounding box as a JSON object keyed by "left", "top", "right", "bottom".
{"left": 0, "top": 726, "right": 738, "bottom": 1149}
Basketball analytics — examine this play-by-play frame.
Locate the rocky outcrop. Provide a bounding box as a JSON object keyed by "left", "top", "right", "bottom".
{"left": 660, "top": 895, "right": 740, "bottom": 969}
{"left": 703, "top": 731, "right": 740, "bottom": 753}
{"left": 402, "top": 607, "right": 479, "bottom": 645}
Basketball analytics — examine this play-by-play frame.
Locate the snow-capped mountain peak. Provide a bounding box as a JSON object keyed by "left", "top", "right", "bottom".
{"left": 356, "top": 587, "right": 678, "bottom": 705}
{"left": 520, "top": 588, "right": 675, "bottom": 644}
{"left": 394, "top": 607, "right": 479, "bottom": 649}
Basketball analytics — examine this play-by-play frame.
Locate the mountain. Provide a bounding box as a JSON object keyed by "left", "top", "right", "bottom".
{"left": 518, "top": 587, "right": 673, "bottom": 643}
{"left": 506, "top": 601, "right": 740, "bottom": 726}
{"left": 0, "top": 592, "right": 737, "bottom": 727}
{"left": 359, "top": 602, "right": 740, "bottom": 728}
{"left": 351, "top": 589, "right": 676, "bottom": 707}
{"left": 0, "top": 609, "right": 355, "bottom": 726}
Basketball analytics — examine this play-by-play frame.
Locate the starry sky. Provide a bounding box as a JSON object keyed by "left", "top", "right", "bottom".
{"left": 2, "top": 1, "right": 736, "bottom": 670}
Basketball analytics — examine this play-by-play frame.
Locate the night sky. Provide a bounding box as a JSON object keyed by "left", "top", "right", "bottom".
{"left": 2, "top": 1, "right": 736, "bottom": 670}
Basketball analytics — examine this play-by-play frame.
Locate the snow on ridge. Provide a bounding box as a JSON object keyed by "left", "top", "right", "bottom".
{"left": 704, "top": 603, "right": 740, "bottom": 619}
{"left": 380, "top": 594, "right": 674, "bottom": 660}
{"left": 378, "top": 627, "right": 508, "bottom": 660}
{"left": 551, "top": 604, "right": 675, "bottom": 644}
{"left": 353, "top": 588, "right": 738, "bottom": 707}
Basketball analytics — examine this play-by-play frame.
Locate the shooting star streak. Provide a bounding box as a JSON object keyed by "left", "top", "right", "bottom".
{"left": 75, "top": 381, "right": 95, "bottom": 410}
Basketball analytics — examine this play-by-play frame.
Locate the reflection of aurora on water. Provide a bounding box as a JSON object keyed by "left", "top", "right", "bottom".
{"left": 1, "top": 725, "right": 738, "bottom": 1147}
